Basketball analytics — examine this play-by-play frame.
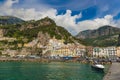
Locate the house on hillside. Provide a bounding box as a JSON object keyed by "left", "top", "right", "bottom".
{"left": 1, "top": 49, "right": 18, "bottom": 57}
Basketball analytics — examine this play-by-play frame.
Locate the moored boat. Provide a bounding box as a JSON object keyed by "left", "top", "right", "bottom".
{"left": 91, "top": 64, "right": 105, "bottom": 71}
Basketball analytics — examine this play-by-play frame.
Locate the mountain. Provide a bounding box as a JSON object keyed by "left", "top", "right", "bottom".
{"left": 76, "top": 25, "right": 120, "bottom": 47}
{"left": 0, "top": 17, "right": 81, "bottom": 46}
{"left": 0, "top": 16, "right": 24, "bottom": 25}
{"left": 76, "top": 25, "right": 120, "bottom": 39}
{"left": 0, "top": 16, "right": 86, "bottom": 56}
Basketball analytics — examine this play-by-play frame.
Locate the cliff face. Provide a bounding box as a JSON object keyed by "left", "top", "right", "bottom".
{"left": 0, "top": 16, "right": 82, "bottom": 45}
{"left": 0, "top": 16, "right": 86, "bottom": 57}
{"left": 76, "top": 25, "right": 120, "bottom": 39}
{"left": 76, "top": 25, "right": 120, "bottom": 47}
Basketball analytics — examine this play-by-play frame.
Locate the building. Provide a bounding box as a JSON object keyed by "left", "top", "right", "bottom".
{"left": 0, "top": 29, "right": 4, "bottom": 38}
{"left": 93, "top": 47, "right": 117, "bottom": 58}
{"left": 44, "top": 37, "right": 86, "bottom": 57}
{"left": 76, "top": 48, "right": 86, "bottom": 57}
{"left": 51, "top": 47, "right": 75, "bottom": 57}
{"left": 116, "top": 47, "right": 120, "bottom": 57}
{"left": 86, "top": 46, "right": 93, "bottom": 57}
{"left": 75, "top": 45, "right": 86, "bottom": 57}
{"left": 50, "top": 44, "right": 76, "bottom": 57}
{"left": 93, "top": 47, "right": 102, "bottom": 57}
{"left": 24, "top": 39, "right": 38, "bottom": 48}
{"left": 107, "top": 47, "right": 117, "bottom": 59}
{"left": 1, "top": 49, "right": 18, "bottom": 57}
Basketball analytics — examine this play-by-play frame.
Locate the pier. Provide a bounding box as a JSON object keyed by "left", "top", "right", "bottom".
{"left": 103, "top": 62, "right": 120, "bottom": 80}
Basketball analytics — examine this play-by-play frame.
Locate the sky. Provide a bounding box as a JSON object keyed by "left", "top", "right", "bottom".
{"left": 0, "top": 0, "right": 120, "bottom": 35}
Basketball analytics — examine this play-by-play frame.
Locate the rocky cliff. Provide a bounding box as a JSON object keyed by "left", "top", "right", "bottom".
{"left": 76, "top": 25, "right": 120, "bottom": 39}
{"left": 0, "top": 16, "right": 82, "bottom": 49}
{"left": 76, "top": 25, "right": 120, "bottom": 46}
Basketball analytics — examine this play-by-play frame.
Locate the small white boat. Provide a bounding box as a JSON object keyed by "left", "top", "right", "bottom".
{"left": 91, "top": 64, "right": 105, "bottom": 70}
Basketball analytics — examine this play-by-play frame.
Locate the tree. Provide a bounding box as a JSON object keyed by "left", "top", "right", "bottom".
{"left": 36, "top": 48, "right": 42, "bottom": 56}
{"left": 117, "top": 34, "right": 120, "bottom": 46}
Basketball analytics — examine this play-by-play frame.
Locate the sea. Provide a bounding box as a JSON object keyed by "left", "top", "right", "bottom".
{"left": 0, "top": 62, "right": 109, "bottom": 80}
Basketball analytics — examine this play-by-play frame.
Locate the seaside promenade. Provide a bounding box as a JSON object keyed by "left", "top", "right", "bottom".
{"left": 103, "top": 62, "right": 120, "bottom": 80}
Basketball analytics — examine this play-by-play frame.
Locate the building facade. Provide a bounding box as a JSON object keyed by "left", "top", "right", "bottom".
{"left": 93, "top": 47, "right": 117, "bottom": 58}
{"left": 86, "top": 46, "right": 93, "bottom": 57}
{"left": 116, "top": 47, "right": 120, "bottom": 57}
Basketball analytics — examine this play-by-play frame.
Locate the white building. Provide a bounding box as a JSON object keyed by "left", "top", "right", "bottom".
{"left": 107, "top": 47, "right": 117, "bottom": 59}
{"left": 1, "top": 49, "right": 18, "bottom": 57}
{"left": 45, "top": 37, "right": 86, "bottom": 57}
{"left": 76, "top": 49, "right": 86, "bottom": 57}
{"left": 93, "top": 47, "right": 117, "bottom": 58}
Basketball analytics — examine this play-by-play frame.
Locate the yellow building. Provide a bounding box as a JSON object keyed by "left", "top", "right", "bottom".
{"left": 117, "top": 47, "right": 120, "bottom": 57}
{"left": 51, "top": 46, "right": 76, "bottom": 57}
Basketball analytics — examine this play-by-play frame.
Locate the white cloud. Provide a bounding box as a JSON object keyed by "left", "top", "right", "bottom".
{"left": 54, "top": 14, "right": 117, "bottom": 35}
{"left": 0, "top": 0, "right": 57, "bottom": 20}
{"left": 0, "top": 0, "right": 119, "bottom": 35}
{"left": 51, "top": 10, "right": 82, "bottom": 34}
{"left": 0, "top": 0, "right": 82, "bottom": 35}
{"left": 76, "top": 15, "right": 116, "bottom": 33}
{"left": 4, "top": 0, "right": 19, "bottom": 8}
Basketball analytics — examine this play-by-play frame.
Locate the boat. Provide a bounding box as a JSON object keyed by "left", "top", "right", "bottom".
{"left": 91, "top": 64, "right": 105, "bottom": 71}
{"left": 62, "top": 56, "right": 72, "bottom": 60}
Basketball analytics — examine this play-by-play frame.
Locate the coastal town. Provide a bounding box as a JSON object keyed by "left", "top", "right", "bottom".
{"left": 0, "top": 21, "right": 120, "bottom": 63}
{"left": 0, "top": 33, "right": 120, "bottom": 62}
{"left": 1, "top": 0, "right": 120, "bottom": 80}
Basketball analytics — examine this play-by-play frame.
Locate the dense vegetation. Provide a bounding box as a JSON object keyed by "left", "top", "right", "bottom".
{"left": 0, "top": 16, "right": 24, "bottom": 25}
{"left": 76, "top": 25, "right": 120, "bottom": 47}
{"left": 81, "top": 35, "right": 118, "bottom": 47}
{"left": 0, "top": 17, "right": 80, "bottom": 45}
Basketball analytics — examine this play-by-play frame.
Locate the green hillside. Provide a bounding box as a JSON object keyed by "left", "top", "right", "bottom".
{"left": 76, "top": 25, "right": 120, "bottom": 47}
{"left": 0, "top": 17, "right": 80, "bottom": 45}
{"left": 0, "top": 16, "right": 24, "bottom": 25}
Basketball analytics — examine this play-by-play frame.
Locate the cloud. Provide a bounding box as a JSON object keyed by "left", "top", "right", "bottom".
{"left": 76, "top": 15, "right": 116, "bottom": 32}
{"left": 0, "top": 0, "right": 82, "bottom": 35}
{"left": 4, "top": 0, "right": 19, "bottom": 8}
{"left": 0, "top": 0, "right": 120, "bottom": 36}
{"left": 54, "top": 14, "right": 117, "bottom": 35}
{"left": 0, "top": 0, "right": 58, "bottom": 20}
{"left": 52, "top": 10, "right": 82, "bottom": 34}
{"left": 53, "top": 14, "right": 118, "bottom": 35}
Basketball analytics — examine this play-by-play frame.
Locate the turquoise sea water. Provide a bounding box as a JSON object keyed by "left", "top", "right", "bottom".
{"left": 0, "top": 62, "right": 109, "bottom": 80}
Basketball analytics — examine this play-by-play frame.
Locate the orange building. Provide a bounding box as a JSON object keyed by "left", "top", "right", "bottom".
{"left": 86, "top": 46, "right": 93, "bottom": 57}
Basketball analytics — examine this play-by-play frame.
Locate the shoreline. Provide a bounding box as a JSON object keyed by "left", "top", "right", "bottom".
{"left": 103, "top": 62, "right": 120, "bottom": 80}
{"left": 0, "top": 57, "right": 112, "bottom": 64}
{"left": 0, "top": 57, "right": 112, "bottom": 80}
